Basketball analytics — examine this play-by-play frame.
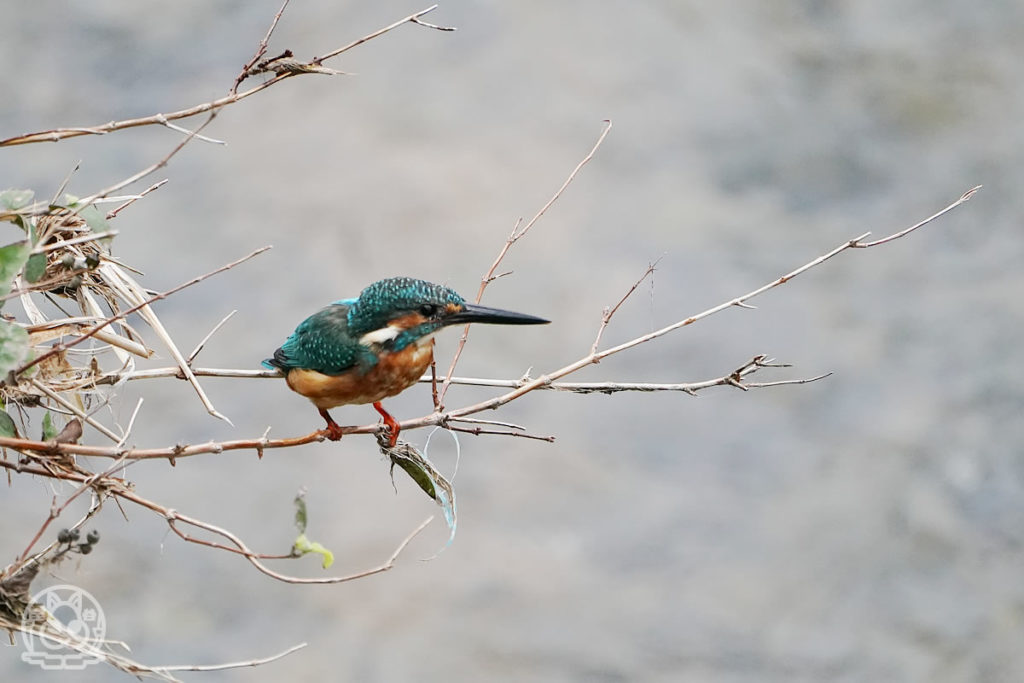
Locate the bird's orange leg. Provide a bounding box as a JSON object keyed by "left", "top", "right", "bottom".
{"left": 318, "top": 408, "right": 344, "bottom": 441}
{"left": 373, "top": 401, "right": 400, "bottom": 447}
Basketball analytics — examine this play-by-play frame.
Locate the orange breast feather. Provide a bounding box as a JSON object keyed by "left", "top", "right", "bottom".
{"left": 285, "top": 338, "right": 435, "bottom": 409}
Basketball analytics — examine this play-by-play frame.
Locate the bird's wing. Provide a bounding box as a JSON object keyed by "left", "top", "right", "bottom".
{"left": 263, "top": 302, "right": 374, "bottom": 375}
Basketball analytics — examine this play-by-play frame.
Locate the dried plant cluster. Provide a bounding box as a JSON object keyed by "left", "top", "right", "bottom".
{"left": 0, "top": 2, "right": 980, "bottom": 680}
{"left": 1, "top": 193, "right": 227, "bottom": 435}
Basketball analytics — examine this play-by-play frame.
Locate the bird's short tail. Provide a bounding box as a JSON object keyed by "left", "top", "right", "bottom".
{"left": 262, "top": 349, "right": 289, "bottom": 371}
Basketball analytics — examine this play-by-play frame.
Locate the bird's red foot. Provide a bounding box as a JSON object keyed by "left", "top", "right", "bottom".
{"left": 318, "top": 408, "right": 344, "bottom": 441}
{"left": 373, "top": 401, "right": 400, "bottom": 448}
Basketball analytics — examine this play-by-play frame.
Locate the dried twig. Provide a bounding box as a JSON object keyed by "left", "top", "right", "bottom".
{"left": 155, "top": 642, "right": 308, "bottom": 674}
{"left": 187, "top": 310, "right": 236, "bottom": 364}
{"left": 233, "top": 0, "right": 292, "bottom": 93}
{"left": 105, "top": 179, "right": 168, "bottom": 219}
{"left": 0, "top": 354, "right": 823, "bottom": 463}
{"left": 0, "top": 5, "right": 451, "bottom": 149}
{"left": 591, "top": 260, "right": 659, "bottom": 355}
{"left": 438, "top": 120, "right": 613, "bottom": 407}
{"left": 411, "top": 186, "right": 982, "bottom": 428}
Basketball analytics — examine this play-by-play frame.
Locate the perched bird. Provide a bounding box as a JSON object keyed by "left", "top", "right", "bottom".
{"left": 263, "top": 277, "right": 548, "bottom": 445}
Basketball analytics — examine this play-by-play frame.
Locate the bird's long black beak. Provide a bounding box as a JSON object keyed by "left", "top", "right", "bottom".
{"left": 445, "top": 303, "right": 549, "bottom": 326}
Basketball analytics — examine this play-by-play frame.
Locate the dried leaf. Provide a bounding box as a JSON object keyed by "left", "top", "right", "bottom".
{"left": 54, "top": 418, "right": 82, "bottom": 445}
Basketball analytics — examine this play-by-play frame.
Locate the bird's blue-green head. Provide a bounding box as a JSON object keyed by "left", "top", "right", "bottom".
{"left": 347, "top": 277, "right": 548, "bottom": 351}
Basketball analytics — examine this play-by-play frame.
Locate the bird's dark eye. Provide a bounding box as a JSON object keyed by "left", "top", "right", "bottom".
{"left": 419, "top": 303, "right": 439, "bottom": 317}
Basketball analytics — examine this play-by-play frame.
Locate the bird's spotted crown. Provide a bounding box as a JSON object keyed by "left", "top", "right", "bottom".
{"left": 347, "top": 277, "right": 464, "bottom": 335}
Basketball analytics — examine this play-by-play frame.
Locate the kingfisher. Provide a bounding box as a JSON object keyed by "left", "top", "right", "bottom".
{"left": 263, "top": 277, "right": 549, "bottom": 446}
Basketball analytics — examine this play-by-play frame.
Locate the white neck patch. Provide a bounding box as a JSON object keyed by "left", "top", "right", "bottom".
{"left": 359, "top": 325, "right": 401, "bottom": 346}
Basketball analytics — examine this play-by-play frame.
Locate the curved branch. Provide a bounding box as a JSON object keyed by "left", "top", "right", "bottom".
{"left": 0, "top": 5, "right": 449, "bottom": 148}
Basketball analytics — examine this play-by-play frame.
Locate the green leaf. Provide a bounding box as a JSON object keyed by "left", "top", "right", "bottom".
{"left": 0, "top": 409, "right": 16, "bottom": 437}
{"left": 0, "top": 189, "right": 34, "bottom": 211}
{"left": 24, "top": 253, "right": 46, "bottom": 283}
{"left": 79, "top": 204, "right": 111, "bottom": 233}
{"left": 0, "top": 241, "right": 30, "bottom": 298}
{"left": 41, "top": 412, "right": 57, "bottom": 441}
{"left": 292, "top": 533, "right": 335, "bottom": 569}
{"left": 64, "top": 194, "right": 111, "bottom": 233}
{"left": 390, "top": 453, "right": 436, "bottom": 499}
{"left": 293, "top": 490, "right": 308, "bottom": 534}
{"left": 0, "top": 319, "right": 30, "bottom": 377}
{"left": 389, "top": 445, "right": 458, "bottom": 553}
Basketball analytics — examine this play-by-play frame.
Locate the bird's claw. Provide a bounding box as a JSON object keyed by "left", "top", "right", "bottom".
{"left": 321, "top": 422, "right": 344, "bottom": 441}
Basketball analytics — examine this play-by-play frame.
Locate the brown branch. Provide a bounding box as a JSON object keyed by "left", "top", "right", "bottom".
{"left": 311, "top": 5, "right": 452, "bottom": 65}
{"left": 0, "top": 5, "right": 449, "bottom": 148}
{"left": 14, "top": 453, "right": 128, "bottom": 565}
{"left": 76, "top": 113, "right": 220, "bottom": 208}
{"left": 591, "top": 259, "right": 659, "bottom": 356}
{"left": 437, "top": 120, "right": 613, "bottom": 408}
{"left": 405, "top": 186, "right": 981, "bottom": 426}
{"left": 233, "top": 0, "right": 292, "bottom": 93}
{"left": 853, "top": 185, "right": 981, "bottom": 247}
{"left": 446, "top": 425, "right": 556, "bottom": 441}
{"left": 0, "top": 355, "right": 819, "bottom": 464}
{"left": 117, "top": 485, "right": 434, "bottom": 584}
{"left": 155, "top": 642, "right": 307, "bottom": 673}
{"left": 105, "top": 179, "right": 168, "bottom": 219}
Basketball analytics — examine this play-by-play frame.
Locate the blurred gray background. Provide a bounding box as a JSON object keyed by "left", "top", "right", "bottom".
{"left": 2, "top": 1, "right": 1022, "bottom": 681}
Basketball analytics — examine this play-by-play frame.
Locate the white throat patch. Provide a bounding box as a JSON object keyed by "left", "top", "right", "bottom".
{"left": 359, "top": 326, "right": 401, "bottom": 346}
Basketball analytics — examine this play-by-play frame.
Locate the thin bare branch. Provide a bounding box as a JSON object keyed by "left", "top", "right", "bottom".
{"left": 0, "top": 355, "right": 815, "bottom": 463}
{"left": 312, "top": 5, "right": 451, "bottom": 65}
{"left": 155, "top": 642, "right": 307, "bottom": 673}
{"left": 403, "top": 187, "right": 981, "bottom": 429}
{"left": 0, "top": 5, "right": 450, "bottom": 148}
{"left": 591, "top": 259, "right": 659, "bottom": 355}
{"left": 75, "top": 113, "right": 218, "bottom": 207}
{"left": 438, "top": 120, "right": 613, "bottom": 407}
{"left": 852, "top": 185, "right": 981, "bottom": 248}
{"left": 105, "top": 179, "right": 169, "bottom": 219}
{"left": 233, "top": 0, "right": 292, "bottom": 93}
{"left": 446, "top": 425, "right": 556, "bottom": 442}
{"left": 187, "top": 310, "right": 236, "bottom": 364}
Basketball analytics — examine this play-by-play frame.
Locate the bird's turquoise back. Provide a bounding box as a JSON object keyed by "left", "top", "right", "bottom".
{"left": 262, "top": 302, "right": 375, "bottom": 375}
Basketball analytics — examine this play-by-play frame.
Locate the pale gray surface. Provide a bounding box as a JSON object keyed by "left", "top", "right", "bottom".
{"left": 2, "top": 1, "right": 1023, "bottom": 681}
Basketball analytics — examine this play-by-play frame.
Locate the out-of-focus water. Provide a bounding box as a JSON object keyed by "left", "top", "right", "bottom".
{"left": 2, "top": 2, "right": 1022, "bottom": 681}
